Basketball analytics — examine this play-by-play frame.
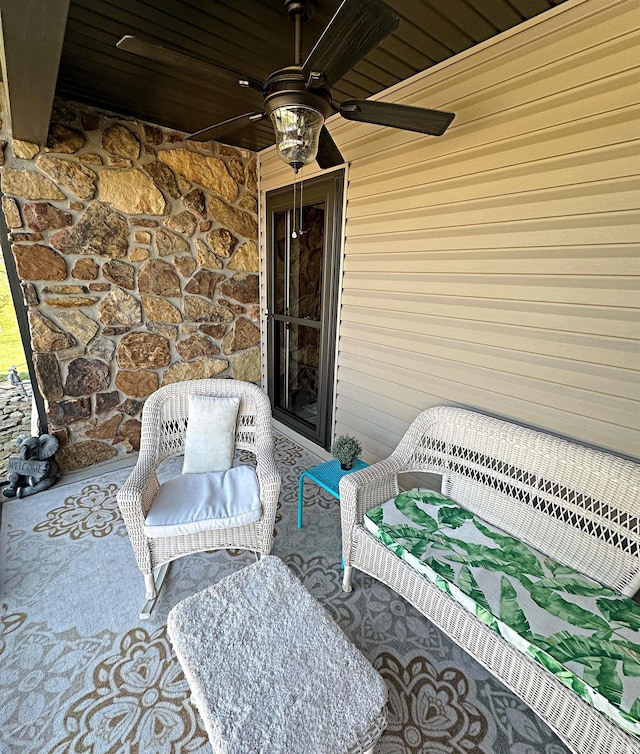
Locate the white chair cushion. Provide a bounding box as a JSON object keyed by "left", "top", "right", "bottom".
{"left": 143, "top": 465, "right": 261, "bottom": 538}
{"left": 182, "top": 395, "right": 240, "bottom": 474}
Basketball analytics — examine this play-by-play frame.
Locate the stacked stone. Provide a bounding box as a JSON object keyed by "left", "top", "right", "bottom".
{"left": 0, "top": 100, "right": 261, "bottom": 472}
{"left": 0, "top": 379, "right": 33, "bottom": 483}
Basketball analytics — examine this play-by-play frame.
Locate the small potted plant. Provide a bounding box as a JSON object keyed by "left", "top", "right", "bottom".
{"left": 331, "top": 435, "right": 362, "bottom": 471}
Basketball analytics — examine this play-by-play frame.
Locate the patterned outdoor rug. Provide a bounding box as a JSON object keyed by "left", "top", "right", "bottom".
{"left": 0, "top": 434, "right": 570, "bottom": 753}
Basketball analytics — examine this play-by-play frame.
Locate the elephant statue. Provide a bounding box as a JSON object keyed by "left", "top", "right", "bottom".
{"left": 2, "top": 434, "right": 60, "bottom": 499}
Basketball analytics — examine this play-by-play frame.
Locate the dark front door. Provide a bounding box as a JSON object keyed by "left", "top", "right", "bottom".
{"left": 266, "top": 171, "right": 344, "bottom": 450}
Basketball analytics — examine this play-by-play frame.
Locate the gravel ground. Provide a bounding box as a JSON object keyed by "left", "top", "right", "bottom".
{"left": 0, "top": 378, "right": 34, "bottom": 484}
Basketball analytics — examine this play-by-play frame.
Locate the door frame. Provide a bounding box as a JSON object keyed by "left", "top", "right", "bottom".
{"left": 265, "top": 169, "right": 344, "bottom": 450}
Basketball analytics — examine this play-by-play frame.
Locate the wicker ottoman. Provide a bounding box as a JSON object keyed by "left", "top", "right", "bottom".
{"left": 167, "top": 556, "right": 387, "bottom": 754}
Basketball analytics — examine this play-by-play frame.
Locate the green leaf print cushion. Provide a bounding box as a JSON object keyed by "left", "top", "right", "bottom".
{"left": 363, "top": 488, "right": 640, "bottom": 738}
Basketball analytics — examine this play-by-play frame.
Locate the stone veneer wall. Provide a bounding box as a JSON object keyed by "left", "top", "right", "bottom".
{"left": 0, "top": 100, "right": 261, "bottom": 472}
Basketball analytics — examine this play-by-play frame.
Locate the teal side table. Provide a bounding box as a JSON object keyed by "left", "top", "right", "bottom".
{"left": 298, "top": 458, "right": 369, "bottom": 528}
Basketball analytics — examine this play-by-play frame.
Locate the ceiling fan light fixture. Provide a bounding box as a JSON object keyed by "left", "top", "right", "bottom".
{"left": 269, "top": 103, "right": 324, "bottom": 172}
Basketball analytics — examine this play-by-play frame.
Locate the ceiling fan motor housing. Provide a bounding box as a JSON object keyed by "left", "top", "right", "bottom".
{"left": 263, "top": 66, "right": 333, "bottom": 120}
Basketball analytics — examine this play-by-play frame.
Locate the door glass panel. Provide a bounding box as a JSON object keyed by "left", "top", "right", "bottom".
{"left": 289, "top": 203, "right": 324, "bottom": 320}
{"left": 273, "top": 202, "right": 325, "bottom": 429}
{"left": 274, "top": 204, "right": 324, "bottom": 320}
{"left": 275, "top": 211, "right": 287, "bottom": 315}
{"left": 276, "top": 321, "right": 320, "bottom": 429}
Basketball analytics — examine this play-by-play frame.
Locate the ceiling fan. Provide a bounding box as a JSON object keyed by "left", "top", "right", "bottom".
{"left": 117, "top": 0, "right": 455, "bottom": 172}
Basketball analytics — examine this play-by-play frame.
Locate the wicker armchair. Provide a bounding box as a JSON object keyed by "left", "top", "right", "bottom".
{"left": 117, "top": 379, "right": 281, "bottom": 618}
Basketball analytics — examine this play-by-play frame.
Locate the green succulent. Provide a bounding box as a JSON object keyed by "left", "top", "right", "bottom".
{"left": 331, "top": 435, "right": 362, "bottom": 469}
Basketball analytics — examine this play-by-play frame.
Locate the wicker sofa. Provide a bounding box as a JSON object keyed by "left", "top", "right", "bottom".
{"left": 340, "top": 406, "right": 640, "bottom": 754}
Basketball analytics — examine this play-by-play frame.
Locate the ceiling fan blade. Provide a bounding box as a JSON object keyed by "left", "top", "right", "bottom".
{"left": 116, "top": 35, "right": 263, "bottom": 91}
{"left": 188, "top": 112, "right": 267, "bottom": 143}
{"left": 316, "top": 126, "right": 344, "bottom": 170}
{"left": 302, "top": 0, "right": 399, "bottom": 90}
{"left": 339, "top": 99, "right": 455, "bottom": 136}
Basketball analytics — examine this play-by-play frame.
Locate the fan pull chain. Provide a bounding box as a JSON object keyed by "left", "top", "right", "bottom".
{"left": 291, "top": 167, "right": 305, "bottom": 239}
{"left": 299, "top": 168, "right": 305, "bottom": 236}
{"left": 291, "top": 178, "right": 297, "bottom": 239}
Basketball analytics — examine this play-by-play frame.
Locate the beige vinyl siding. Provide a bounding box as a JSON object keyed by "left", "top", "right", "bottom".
{"left": 259, "top": 0, "right": 639, "bottom": 460}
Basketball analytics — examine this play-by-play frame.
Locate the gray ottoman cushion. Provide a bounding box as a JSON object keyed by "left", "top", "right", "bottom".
{"left": 167, "top": 555, "right": 387, "bottom": 754}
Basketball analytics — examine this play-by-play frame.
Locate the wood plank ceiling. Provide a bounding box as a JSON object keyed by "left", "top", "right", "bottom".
{"left": 36, "top": 0, "right": 570, "bottom": 150}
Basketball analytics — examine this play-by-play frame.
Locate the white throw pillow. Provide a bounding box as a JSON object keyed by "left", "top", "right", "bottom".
{"left": 182, "top": 395, "right": 240, "bottom": 474}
